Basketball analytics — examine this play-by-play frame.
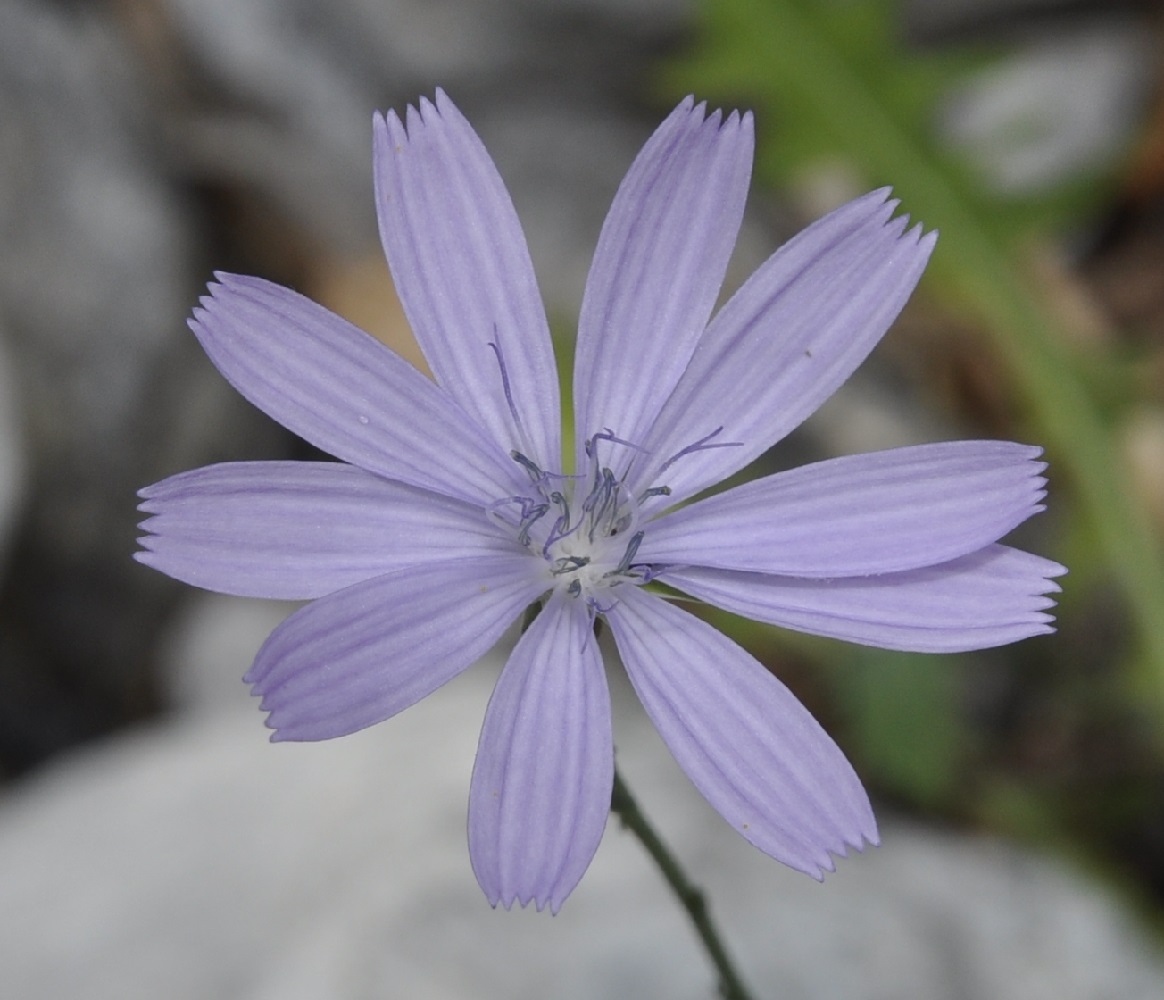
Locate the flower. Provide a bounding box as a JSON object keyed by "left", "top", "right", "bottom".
{"left": 137, "top": 90, "right": 1064, "bottom": 913}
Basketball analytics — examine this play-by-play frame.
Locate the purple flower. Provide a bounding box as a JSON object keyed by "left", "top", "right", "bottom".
{"left": 137, "top": 91, "right": 1064, "bottom": 912}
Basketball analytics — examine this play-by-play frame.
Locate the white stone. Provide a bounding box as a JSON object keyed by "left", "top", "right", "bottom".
{"left": 939, "top": 20, "right": 1156, "bottom": 193}
{"left": 0, "top": 596, "right": 1161, "bottom": 999}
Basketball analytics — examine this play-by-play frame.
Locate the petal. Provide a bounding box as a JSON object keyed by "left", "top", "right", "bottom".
{"left": 606, "top": 587, "right": 875, "bottom": 878}
{"left": 190, "top": 273, "right": 524, "bottom": 506}
{"left": 374, "top": 91, "right": 560, "bottom": 470}
{"left": 136, "top": 461, "right": 512, "bottom": 600}
{"left": 661, "top": 544, "right": 1066, "bottom": 653}
{"left": 572, "top": 97, "right": 753, "bottom": 474}
{"left": 246, "top": 553, "right": 546, "bottom": 741}
{"left": 640, "top": 441, "right": 1048, "bottom": 577}
{"left": 469, "top": 595, "right": 612, "bottom": 913}
{"left": 633, "top": 190, "right": 936, "bottom": 507}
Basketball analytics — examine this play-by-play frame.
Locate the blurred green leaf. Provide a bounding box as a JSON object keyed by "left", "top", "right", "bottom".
{"left": 665, "top": 0, "right": 1164, "bottom": 713}
{"left": 834, "top": 647, "right": 973, "bottom": 809}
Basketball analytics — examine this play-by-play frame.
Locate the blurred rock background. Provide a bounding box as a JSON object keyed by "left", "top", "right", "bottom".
{"left": 1, "top": 0, "right": 1164, "bottom": 996}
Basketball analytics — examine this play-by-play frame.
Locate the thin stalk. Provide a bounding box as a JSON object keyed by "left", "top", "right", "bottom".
{"left": 611, "top": 765, "right": 757, "bottom": 1000}
{"left": 517, "top": 610, "right": 755, "bottom": 996}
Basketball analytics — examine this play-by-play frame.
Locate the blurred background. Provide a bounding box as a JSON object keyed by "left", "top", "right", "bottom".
{"left": 2, "top": 0, "right": 1164, "bottom": 996}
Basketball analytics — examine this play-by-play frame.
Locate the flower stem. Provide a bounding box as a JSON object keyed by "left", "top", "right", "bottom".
{"left": 610, "top": 765, "right": 757, "bottom": 1000}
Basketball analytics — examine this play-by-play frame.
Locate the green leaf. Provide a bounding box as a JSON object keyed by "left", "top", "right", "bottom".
{"left": 665, "top": 0, "right": 1164, "bottom": 713}
{"left": 835, "top": 647, "right": 973, "bottom": 809}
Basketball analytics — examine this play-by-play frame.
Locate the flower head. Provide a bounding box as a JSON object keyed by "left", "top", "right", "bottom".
{"left": 137, "top": 91, "right": 1064, "bottom": 913}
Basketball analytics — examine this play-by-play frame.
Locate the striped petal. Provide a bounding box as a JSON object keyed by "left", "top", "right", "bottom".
{"left": 641, "top": 441, "right": 1047, "bottom": 577}
{"left": 136, "top": 461, "right": 511, "bottom": 600}
{"left": 469, "top": 595, "right": 613, "bottom": 913}
{"left": 573, "top": 97, "right": 753, "bottom": 476}
{"left": 374, "top": 91, "right": 560, "bottom": 470}
{"left": 632, "top": 189, "right": 936, "bottom": 508}
{"left": 246, "top": 553, "right": 545, "bottom": 741}
{"left": 661, "top": 545, "right": 1065, "bottom": 653}
{"left": 190, "top": 273, "right": 524, "bottom": 506}
{"left": 606, "top": 587, "right": 876, "bottom": 878}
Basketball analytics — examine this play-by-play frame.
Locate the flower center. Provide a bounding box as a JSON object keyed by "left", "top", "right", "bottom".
{"left": 492, "top": 433, "right": 664, "bottom": 610}
{"left": 484, "top": 342, "right": 744, "bottom": 611}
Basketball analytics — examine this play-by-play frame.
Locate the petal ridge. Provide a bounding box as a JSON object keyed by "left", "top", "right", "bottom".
{"left": 573, "top": 97, "right": 754, "bottom": 474}
{"left": 634, "top": 190, "right": 936, "bottom": 505}
{"left": 607, "top": 587, "right": 876, "bottom": 877}
{"left": 469, "top": 596, "right": 613, "bottom": 913}
{"left": 641, "top": 441, "right": 1048, "bottom": 576}
{"left": 374, "top": 91, "right": 560, "bottom": 469}
{"left": 136, "top": 461, "right": 512, "bottom": 599}
{"left": 191, "top": 273, "right": 524, "bottom": 505}
{"left": 661, "top": 544, "right": 1066, "bottom": 653}
{"left": 246, "top": 553, "right": 545, "bottom": 741}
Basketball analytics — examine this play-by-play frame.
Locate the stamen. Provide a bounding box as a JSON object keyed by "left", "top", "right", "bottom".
{"left": 612, "top": 530, "right": 644, "bottom": 575}
{"left": 638, "top": 485, "right": 672, "bottom": 503}
{"left": 487, "top": 494, "right": 540, "bottom": 526}
{"left": 509, "top": 450, "right": 575, "bottom": 492}
{"left": 542, "top": 511, "right": 574, "bottom": 556}
{"left": 489, "top": 339, "right": 525, "bottom": 438}
{"left": 517, "top": 503, "right": 551, "bottom": 547}
{"left": 488, "top": 495, "right": 529, "bottom": 516}
{"left": 579, "top": 468, "right": 608, "bottom": 514}
{"left": 585, "top": 428, "right": 645, "bottom": 459}
{"left": 583, "top": 468, "right": 620, "bottom": 541}
{"left": 549, "top": 490, "right": 570, "bottom": 528}
{"left": 658, "top": 426, "right": 743, "bottom": 474}
{"left": 638, "top": 565, "right": 660, "bottom": 584}
{"left": 501, "top": 426, "right": 661, "bottom": 605}
{"left": 551, "top": 555, "right": 591, "bottom": 575}
{"left": 586, "top": 595, "right": 617, "bottom": 615}
{"left": 510, "top": 449, "right": 544, "bottom": 484}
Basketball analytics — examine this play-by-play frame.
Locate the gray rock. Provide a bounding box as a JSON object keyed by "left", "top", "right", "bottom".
{"left": 938, "top": 20, "right": 1156, "bottom": 194}
{"left": 0, "top": 1, "right": 196, "bottom": 516}
{"left": 158, "top": 0, "right": 698, "bottom": 298}
{"left": 0, "top": 0, "right": 206, "bottom": 764}
{"left": 0, "top": 0, "right": 302, "bottom": 770}
{"left": 0, "top": 596, "right": 1160, "bottom": 1000}
{"left": 0, "top": 323, "right": 28, "bottom": 568}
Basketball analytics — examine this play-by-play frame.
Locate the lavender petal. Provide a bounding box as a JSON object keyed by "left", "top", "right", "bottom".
{"left": 641, "top": 441, "right": 1048, "bottom": 577}
{"left": 374, "top": 91, "right": 560, "bottom": 470}
{"left": 246, "top": 553, "right": 545, "bottom": 741}
{"left": 469, "top": 595, "right": 613, "bottom": 913}
{"left": 573, "top": 97, "right": 753, "bottom": 475}
{"left": 606, "top": 587, "right": 876, "bottom": 878}
{"left": 190, "top": 273, "right": 525, "bottom": 506}
{"left": 633, "top": 190, "right": 935, "bottom": 508}
{"left": 136, "top": 461, "right": 514, "bottom": 600}
{"left": 662, "top": 544, "right": 1065, "bottom": 653}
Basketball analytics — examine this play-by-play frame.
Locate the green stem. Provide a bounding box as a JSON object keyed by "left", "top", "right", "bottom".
{"left": 611, "top": 765, "right": 757, "bottom": 1000}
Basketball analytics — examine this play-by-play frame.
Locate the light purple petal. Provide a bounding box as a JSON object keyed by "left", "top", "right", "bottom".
{"left": 640, "top": 441, "right": 1047, "bottom": 577}
{"left": 190, "top": 273, "right": 525, "bottom": 506}
{"left": 572, "top": 97, "right": 753, "bottom": 474}
{"left": 136, "top": 461, "right": 513, "bottom": 600}
{"left": 632, "top": 190, "right": 936, "bottom": 507}
{"left": 661, "top": 544, "right": 1065, "bottom": 653}
{"left": 246, "top": 553, "right": 546, "bottom": 741}
{"left": 469, "top": 595, "right": 613, "bottom": 913}
{"left": 606, "top": 587, "right": 876, "bottom": 878}
{"left": 374, "top": 91, "right": 560, "bottom": 470}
